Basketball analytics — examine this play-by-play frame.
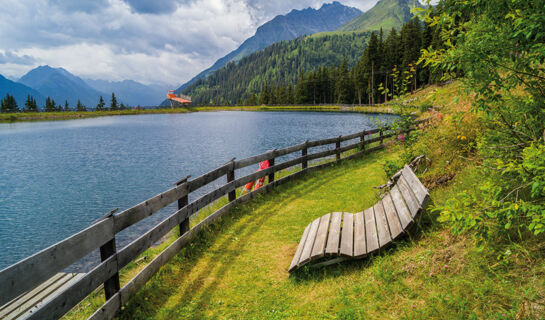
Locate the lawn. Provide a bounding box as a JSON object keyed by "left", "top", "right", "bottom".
{"left": 80, "top": 146, "right": 543, "bottom": 320}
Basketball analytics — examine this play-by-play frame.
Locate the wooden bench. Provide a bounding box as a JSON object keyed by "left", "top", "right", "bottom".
{"left": 289, "top": 165, "right": 429, "bottom": 272}
{"left": 0, "top": 273, "right": 85, "bottom": 320}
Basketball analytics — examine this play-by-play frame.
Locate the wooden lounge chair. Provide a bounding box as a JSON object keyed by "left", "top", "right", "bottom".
{"left": 288, "top": 165, "right": 429, "bottom": 272}
{"left": 0, "top": 273, "right": 85, "bottom": 320}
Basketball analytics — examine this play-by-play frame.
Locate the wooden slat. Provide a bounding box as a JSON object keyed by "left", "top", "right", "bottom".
{"left": 0, "top": 273, "right": 65, "bottom": 318}
{"left": 353, "top": 211, "right": 366, "bottom": 258}
{"left": 397, "top": 175, "right": 420, "bottom": 218}
{"left": 234, "top": 150, "right": 275, "bottom": 169}
{"left": 373, "top": 201, "right": 392, "bottom": 247}
{"left": 298, "top": 218, "right": 321, "bottom": 266}
{"left": 390, "top": 185, "right": 413, "bottom": 229}
{"left": 113, "top": 183, "right": 188, "bottom": 233}
{"left": 187, "top": 162, "right": 232, "bottom": 192}
{"left": 27, "top": 255, "right": 118, "bottom": 320}
{"left": 305, "top": 147, "right": 339, "bottom": 162}
{"left": 401, "top": 166, "right": 429, "bottom": 204}
{"left": 364, "top": 207, "right": 379, "bottom": 253}
{"left": 340, "top": 213, "right": 354, "bottom": 257}
{"left": 0, "top": 217, "right": 114, "bottom": 306}
{"left": 4, "top": 274, "right": 72, "bottom": 319}
{"left": 311, "top": 214, "right": 331, "bottom": 259}
{"left": 117, "top": 206, "right": 190, "bottom": 269}
{"left": 15, "top": 273, "right": 85, "bottom": 320}
{"left": 274, "top": 142, "right": 306, "bottom": 158}
{"left": 289, "top": 224, "right": 311, "bottom": 272}
{"left": 382, "top": 193, "right": 403, "bottom": 239}
{"left": 325, "top": 212, "right": 342, "bottom": 255}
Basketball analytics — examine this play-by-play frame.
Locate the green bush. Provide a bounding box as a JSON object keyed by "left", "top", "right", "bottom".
{"left": 421, "top": 0, "right": 545, "bottom": 246}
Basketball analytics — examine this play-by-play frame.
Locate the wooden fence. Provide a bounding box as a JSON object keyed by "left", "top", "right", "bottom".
{"left": 0, "top": 119, "right": 428, "bottom": 320}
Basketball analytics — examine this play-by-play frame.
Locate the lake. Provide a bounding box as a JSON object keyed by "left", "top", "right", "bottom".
{"left": 0, "top": 111, "right": 397, "bottom": 271}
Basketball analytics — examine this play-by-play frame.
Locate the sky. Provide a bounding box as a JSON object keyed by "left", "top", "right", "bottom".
{"left": 0, "top": 0, "right": 384, "bottom": 87}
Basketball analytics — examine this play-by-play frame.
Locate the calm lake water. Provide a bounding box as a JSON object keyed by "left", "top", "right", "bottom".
{"left": 0, "top": 111, "right": 397, "bottom": 271}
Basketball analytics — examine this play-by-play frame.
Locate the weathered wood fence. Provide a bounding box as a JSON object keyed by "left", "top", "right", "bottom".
{"left": 0, "top": 119, "right": 428, "bottom": 320}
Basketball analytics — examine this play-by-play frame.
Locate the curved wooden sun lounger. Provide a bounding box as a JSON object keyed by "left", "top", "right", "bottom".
{"left": 289, "top": 165, "right": 429, "bottom": 272}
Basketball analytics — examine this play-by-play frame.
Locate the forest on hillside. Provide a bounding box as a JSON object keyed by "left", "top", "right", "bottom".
{"left": 184, "top": 17, "right": 442, "bottom": 106}
{"left": 183, "top": 32, "right": 371, "bottom": 105}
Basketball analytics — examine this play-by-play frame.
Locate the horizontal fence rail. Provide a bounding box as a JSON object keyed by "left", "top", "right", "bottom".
{"left": 0, "top": 118, "right": 430, "bottom": 320}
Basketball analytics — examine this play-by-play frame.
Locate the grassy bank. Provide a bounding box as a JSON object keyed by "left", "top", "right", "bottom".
{"left": 0, "top": 105, "right": 395, "bottom": 123}
{"left": 64, "top": 143, "right": 545, "bottom": 319}
{"left": 61, "top": 82, "right": 544, "bottom": 319}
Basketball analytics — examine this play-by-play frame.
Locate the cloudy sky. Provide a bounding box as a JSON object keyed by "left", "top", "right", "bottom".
{"left": 0, "top": 0, "right": 381, "bottom": 86}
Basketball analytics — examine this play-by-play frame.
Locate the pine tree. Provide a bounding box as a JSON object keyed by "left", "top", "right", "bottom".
{"left": 1, "top": 93, "right": 18, "bottom": 113}
{"left": 44, "top": 97, "right": 56, "bottom": 112}
{"left": 64, "top": 100, "right": 70, "bottom": 112}
{"left": 335, "top": 59, "right": 353, "bottom": 104}
{"left": 286, "top": 85, "right": 295, "bottom": 105}
{"left": 24, "top": 95, "right": 38, "bottom": 112}
{"left": 245, "top": 93, "right": 258, "bottom": 106}
{"left": 259, "top": 82, "right": 270, "bottom": 105}
{"left": 96, "top": 96, "right": 105, "bottom": 111}
{"left": 110, "top": 93, "right": 118, "bottom": 110}
{"left": 76, "top": 99, "right": 86, "bottom": 112}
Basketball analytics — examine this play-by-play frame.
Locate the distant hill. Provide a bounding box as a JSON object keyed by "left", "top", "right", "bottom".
{"left": 339, "top": 0, "right": 424, "bottom": 32}
{"left": 18, "top": 66, "right": 103, "bottom": 107}
{"left": 0, "top": 74, "right": 45, "bottom": 108}
{"left": 178, "top": 0, "right": 426, "bottom": 105}
{"left": 85, "top": 79, "right": 164, "bottom": 107}
{"left": 182, "top": 32, "right": 371, "bottom": 105}
{"left": 173, "top": 1, "right": 362, "bottom": 94}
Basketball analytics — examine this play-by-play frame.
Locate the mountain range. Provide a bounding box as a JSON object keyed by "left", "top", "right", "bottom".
{"left": 0, "top": 66, "right": 165, "bottom": 109}
{"left": 18, "top": 66, "right": 104, "bottom": 108}
{"left": 170, "top": 0, "right": 423, "bottom": 104}
{"left": 84, "top": 79, "right": 164, "bottom": 107}
{"left": 175, "top": 1, "right": 362, "bottom": 93}
{"left": 0, "top": 74, "right": 45, "bottom": 107}
{"left": 339, "top": 0, "right": 423, "bottom": 32}
{"left": 177, "top": 0, "right": 423, "bottom": 105}
{"left": 1, "top": 0, "right": 423, "bottom": 109}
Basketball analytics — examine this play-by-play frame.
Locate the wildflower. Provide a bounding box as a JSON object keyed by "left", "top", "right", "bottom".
{"left": 514, "top": 203, "right": 519, "bottom": 210}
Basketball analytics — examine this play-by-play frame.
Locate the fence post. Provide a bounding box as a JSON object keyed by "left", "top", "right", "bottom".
{"left": 175, "top": 175, "right": 190, "bottom": 236}
{"left": 380, "top": 129, "right": 384, "bottom": 145}
{"left": 268, "top": 150, "right": 276, "bottom": 183}
{"left": 227, "top": 158, "right": 236, "bottom": 202}
{"left": 98, "top": 209, "right": 120, "bottom": 301}
{"left": 302, "top": 141, "right": 308, "bottom": 170}
{"left": 336, "top": 136, "right": 341, "bottom": 161}
{"left": 360, "top": 131, "right": 366, "bottom": 151}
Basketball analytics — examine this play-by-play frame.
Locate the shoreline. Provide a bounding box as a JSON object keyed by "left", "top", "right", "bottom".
{"left": 0, "top": 105, "right": 396, "bottom": 123}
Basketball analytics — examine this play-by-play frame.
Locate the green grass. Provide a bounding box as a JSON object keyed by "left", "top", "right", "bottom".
{"left": 0, "top": 105, "right": 395, "bottom": 123}
{"left": 64, "top": 144, "right": 545, "bottom": 319}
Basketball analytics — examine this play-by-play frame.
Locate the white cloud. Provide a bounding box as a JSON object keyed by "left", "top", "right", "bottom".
{"left": 0, "top": 0, "right": 380, "bottom": 86}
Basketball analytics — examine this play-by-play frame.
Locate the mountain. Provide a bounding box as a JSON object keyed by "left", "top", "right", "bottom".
{"left": 174, "top": 1, "right": 362, "bottom": 93}
{"left": 178, "top": 0, "right": 426, "bottom": 105}
{"left": 0, "top": 74, "right": 45, "bottom": 107}
{"left": 339, "top": 0, "right": 424, "bottom": 32}
{"left": 18, "top": 66, "right": 103, "bottom": 107}
{"left": 85, "top": 79, "right": 164, "bottom": 107}
{"left": 182, "top": 32, "right": 371, "bottom": 105}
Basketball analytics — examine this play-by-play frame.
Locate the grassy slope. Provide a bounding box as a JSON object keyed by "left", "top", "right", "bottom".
{"left": 99, "top": 148, "right": 544, "bottom": 320}
{"left": 64, "top": 83, "right": 545, "bottom": 319}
